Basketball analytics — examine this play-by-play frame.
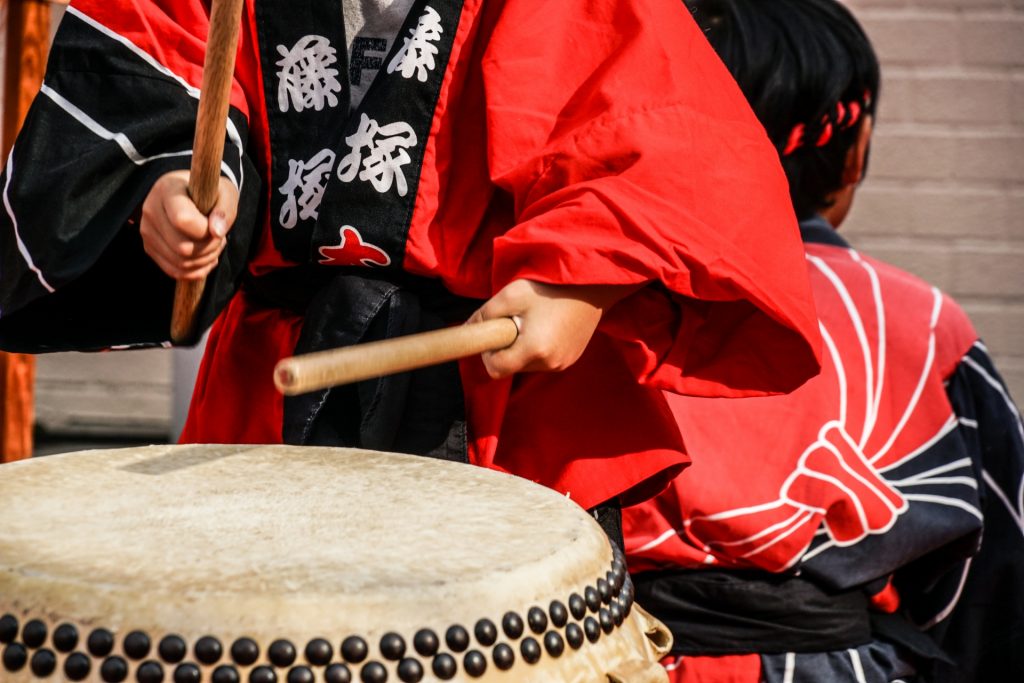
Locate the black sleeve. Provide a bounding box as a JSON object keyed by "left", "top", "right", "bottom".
{"left": 0, "top": 7, "right": 260, "bottom": 351}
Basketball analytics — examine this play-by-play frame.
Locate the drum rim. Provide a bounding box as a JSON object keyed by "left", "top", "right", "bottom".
{"left": 0, "top": 547, "right": 634, "bottom": 682}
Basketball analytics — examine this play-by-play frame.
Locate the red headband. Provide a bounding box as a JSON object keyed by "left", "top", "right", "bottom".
{"left": 782, "top": 93, "right": 871, "bottom": 157}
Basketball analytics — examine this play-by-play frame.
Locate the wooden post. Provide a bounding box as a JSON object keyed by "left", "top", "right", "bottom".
{"left": 1, "top": 0, "right": 52, "bottom": 461}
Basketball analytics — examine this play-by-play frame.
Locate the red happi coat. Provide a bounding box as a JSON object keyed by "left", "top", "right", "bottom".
{"left": 624, "top": 221, "right": 1024, "bottom": 681}
{"left": 625, "top": 229, "right": 978, "bottom": 574}
{"left": 1, "top": 0, "right": 821, "bottom": 509}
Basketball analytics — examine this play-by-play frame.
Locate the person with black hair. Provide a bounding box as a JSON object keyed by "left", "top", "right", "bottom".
{"left": 622, "top": 0, "right": 1024, "bottom": 681}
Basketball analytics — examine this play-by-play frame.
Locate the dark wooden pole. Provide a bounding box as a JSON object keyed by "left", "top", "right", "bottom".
{"left": 1, "top": 0, "right": 52, "bottom": 461}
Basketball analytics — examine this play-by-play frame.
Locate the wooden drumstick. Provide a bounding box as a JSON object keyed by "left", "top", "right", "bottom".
{"left": 170, "top": 0, "right": 246, "bottom": 344}
{"left": 274, "top": 317, "right": 519, "bottom": 395}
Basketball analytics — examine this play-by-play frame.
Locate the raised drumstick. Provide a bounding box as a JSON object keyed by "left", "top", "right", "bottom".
{"left": 170, "top": 0, "right": 245, "bottom": 344}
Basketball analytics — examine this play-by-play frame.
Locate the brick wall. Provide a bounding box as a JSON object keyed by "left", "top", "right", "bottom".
{"left": 841, "top": 0, "right": 1024, "bottom": 400}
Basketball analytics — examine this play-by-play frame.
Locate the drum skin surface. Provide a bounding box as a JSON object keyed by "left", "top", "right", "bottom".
{"left": 0, "top": 445, "right": 669, "bottom": 682}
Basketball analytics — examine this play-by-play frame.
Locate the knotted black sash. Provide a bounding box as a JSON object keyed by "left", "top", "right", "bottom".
{"left": 634, "top": 568, "right": 953, "bottom": 663}
{"left": 634, "top": 569, "right": 873, "bottom": 655}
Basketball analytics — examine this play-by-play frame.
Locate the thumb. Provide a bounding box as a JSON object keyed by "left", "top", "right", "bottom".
{"left": 208, "top": 177, "right": 240, "bottom": 239}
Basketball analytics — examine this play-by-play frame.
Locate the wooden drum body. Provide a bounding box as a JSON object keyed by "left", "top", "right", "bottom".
{"left": 0, "top": 446, "right": 670, "bottom": 682}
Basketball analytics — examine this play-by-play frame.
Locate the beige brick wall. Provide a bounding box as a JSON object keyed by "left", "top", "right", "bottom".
{"left": 842, "top": 0, "right": 1024, "bottom": 400}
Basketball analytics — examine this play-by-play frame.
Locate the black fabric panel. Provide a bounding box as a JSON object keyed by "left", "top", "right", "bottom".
{"left": 869, "top": 612, "right": 951, "bottom": 665}
{"left": 633, "top": 569, "right": 873, "bottom": 655}
{"left": 254, "top": 0, "right": 348, "bottom": 261}
{"left": 280, "top": 273, "right": 474, "bottom": 461}
{"left": 310, "top": 0, "right": 466, "bottom": 269}
{"left": 0, "top": 222, "right": 174, "bottom": 351}
{"left": 799, "top": 215, "right": 851, "bottom": 249}
{"left": 0, "top": 10, "right": 259, "bottom": 350}
{"left": 914, "top": 345, "right": 1024, "bottom": 682}
{"left": 43, "top": 11, "right": 244, "bottom": 193}
{"left": 759, "top": 641, "right": 919, "bottom": 683}
{"left": 592, "top": 498, "right": 624, "bottom": 550}
{"left": 0, "top": 153, "right": 258, "bottom": 352}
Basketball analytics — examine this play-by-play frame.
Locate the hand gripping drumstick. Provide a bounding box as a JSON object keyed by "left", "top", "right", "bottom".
{"left": 170, "top": 0, "right": 246, "bottom": 344}
{"left": 274, "top": 317, "right": 519, "bottom": 395}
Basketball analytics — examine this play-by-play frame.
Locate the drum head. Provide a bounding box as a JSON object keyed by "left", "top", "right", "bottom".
{"left": 0, "top": 445, "right": 668, "bottom": 681}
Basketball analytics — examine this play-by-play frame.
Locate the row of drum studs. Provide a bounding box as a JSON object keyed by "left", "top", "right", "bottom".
{"left": 0, "top": 556, "right": 632, "bottom": 682}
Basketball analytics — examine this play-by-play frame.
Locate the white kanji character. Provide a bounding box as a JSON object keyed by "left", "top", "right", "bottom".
{"left": 276, "top": 35, "right": 343, "bottom": 113}
{"left": 387, "top": 7, "right": 443, "bottom": 82}
{"left": 278, "top": 149, "right": 337, "bottom": 229}
{"left": 337, "top": 113, "right": 418, "bottom": 196}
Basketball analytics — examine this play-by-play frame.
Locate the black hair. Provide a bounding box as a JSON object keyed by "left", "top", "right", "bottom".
{"left": 685, "top": 0, "right": 880, "bottom": 219}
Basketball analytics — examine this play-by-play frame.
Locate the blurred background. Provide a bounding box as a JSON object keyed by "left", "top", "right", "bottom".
{"left": 0, "top": 0, "right": 1020, "bottom": 459}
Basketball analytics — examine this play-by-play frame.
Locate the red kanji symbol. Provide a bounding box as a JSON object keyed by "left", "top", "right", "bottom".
{"left": 318, "top": 226, "right": 391, "bottom": 267}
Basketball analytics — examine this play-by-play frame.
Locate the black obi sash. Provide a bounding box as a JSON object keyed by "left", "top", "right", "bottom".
{"left": 633, "top": 569, "right": 951, "bottom": 663}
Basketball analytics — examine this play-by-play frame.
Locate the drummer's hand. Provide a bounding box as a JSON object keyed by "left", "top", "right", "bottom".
{"left": 468, "top": 279, "right": 635, "bottom": 379}
{"left": 140, "top": 170, "right": 238, "bottom": 280}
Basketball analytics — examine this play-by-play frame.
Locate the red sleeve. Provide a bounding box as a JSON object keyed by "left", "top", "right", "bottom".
{"left": 481, "top": 0, "right": 821, "bottom": 397}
